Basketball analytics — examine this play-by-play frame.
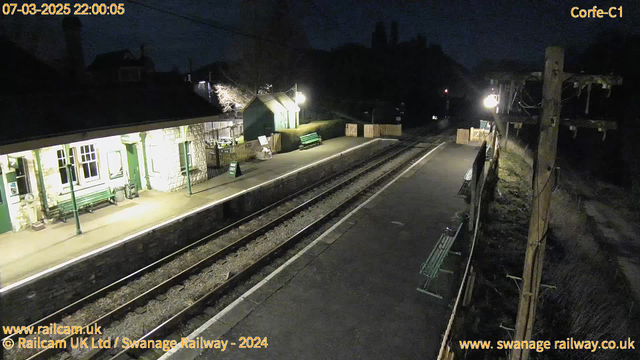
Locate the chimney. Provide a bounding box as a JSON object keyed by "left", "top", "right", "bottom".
{"left": 62, "top": 16, "right": 85, "bottom": 84}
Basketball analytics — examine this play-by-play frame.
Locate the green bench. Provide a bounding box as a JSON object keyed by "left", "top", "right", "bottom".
{"left": 417, "top": 222, "right": 463, "bottom": 299}
{"left": 299, "top": 132, "right": 322, "bottom": 149}
{"left": 57, "top": 188, "right": 116, "bottom": 222}
{"left": 457, "top": 166, "right": 473, "bottom": 198}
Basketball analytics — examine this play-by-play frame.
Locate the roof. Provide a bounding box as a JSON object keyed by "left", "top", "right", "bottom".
{"left": 87, "top": 49, "right": 142, "bottom": 72}
{"left": 0, "top": 86, "right": 221, "bottom": 150}
{"left": 245, "top": 92, "right": 299, "bottom": 113}
{"left": 0, "top": 36, "right": 63, "bottom": 95}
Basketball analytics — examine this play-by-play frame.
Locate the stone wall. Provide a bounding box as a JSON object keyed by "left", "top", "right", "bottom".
{"left": 0, "top": 139, "right": 392, "bottom": 326}
{"left": 146, "top": 124, "right": 207, "bottom": 192}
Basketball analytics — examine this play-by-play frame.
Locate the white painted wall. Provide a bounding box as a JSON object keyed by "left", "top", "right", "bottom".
{"left": 1, "top": 123, "right": 208, "bottom": 232}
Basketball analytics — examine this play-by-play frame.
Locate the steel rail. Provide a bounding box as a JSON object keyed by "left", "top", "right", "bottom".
{"left": 21, "top": 138, "right": 423, "bottom": 360}
{"left": 109, "top": 138, "right": 435, "bottom": 360}
{"left": 3, "top": 138, "right": 404, "bottom": 345}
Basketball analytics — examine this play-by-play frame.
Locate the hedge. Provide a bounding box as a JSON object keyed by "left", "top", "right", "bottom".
{"left": 277, "top": 119, "right": 346, "bottom": 152}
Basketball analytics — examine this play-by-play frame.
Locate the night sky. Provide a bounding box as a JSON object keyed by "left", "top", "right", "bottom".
{"left": 3, "top": 0, "right": 639, "bottom": 72}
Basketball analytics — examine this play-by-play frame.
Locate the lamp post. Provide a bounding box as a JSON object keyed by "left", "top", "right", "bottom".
{"left": 140, "top": 132, "right": 152, "bottom": 190}
{"left": 292, "top": 83, "right": 306, "bottom": 127}
{"left": 444, "top": 88, "right": 450, "bottom": 117}
{"left": 64, "top": 144, "right": 82, "bottom": 235}
{"left": 483, "top": 94, "right": 499, "bottom": 109}
{"left": 180, "top": 125, "right": 192, "bottom": 196}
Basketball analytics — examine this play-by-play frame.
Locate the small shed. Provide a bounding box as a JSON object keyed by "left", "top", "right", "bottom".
{"left": 242, "top": 93, "right": 299, "bottom": 141}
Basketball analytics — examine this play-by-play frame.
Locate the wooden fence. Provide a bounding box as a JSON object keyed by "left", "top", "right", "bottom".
{"left": 206, "top": 135, "right": 282, "bottom": 173}
{"left": 345, "top": 123, "right": 358, "bottom": 137}
{"left": 364, "top": 124, "right": 381, "bottom": 138}
{"left": 437, "top": 128, "right": 501, "bottom": 360}
{"left": 380, "top": 124, "right": 402, "bottom": 136}
{"left": 470, "top": 127, "right": 491, "bottom": 142}
{"left": 456, "top": 129, "right": 470, "bottom": 144}
{"left": 363, "top": 124, "right": 402, "bottom": 138}
{"left": 456, "top": 128, "right": 493, "bottom": 144}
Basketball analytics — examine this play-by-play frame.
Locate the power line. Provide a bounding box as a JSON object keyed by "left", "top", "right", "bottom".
{"left": 125, "top": 0, "right": 302, "bottom": 50}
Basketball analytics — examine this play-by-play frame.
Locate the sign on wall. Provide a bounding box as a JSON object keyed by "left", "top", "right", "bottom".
{"left": 8, "top": 182, "right": 18, "bottom": 196}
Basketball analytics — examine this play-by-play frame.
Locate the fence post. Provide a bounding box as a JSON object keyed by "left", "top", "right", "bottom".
{"left": 469, "top": 141, "right": 487, "bottom": 231}
{"left": 469, "top": 165, "right": 477, "bottom": 231}
{"left": 215, "top": 144, "right": 220, "bottom": 168}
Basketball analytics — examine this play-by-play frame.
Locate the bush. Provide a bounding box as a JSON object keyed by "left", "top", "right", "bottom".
{"left": 277, "top": 119, "right": 346, "bottom": 152}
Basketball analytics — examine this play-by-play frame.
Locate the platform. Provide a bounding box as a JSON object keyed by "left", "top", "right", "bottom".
{"left": 165, "top": 142, "right": 479, "bottom": 360}
{"left": 0, "top": 137, "right": 378, "bottom": 288}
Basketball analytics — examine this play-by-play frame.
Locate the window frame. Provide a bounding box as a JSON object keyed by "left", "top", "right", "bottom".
{"left": 178, "top": 141, "right": 193, "bottom": 172}
{"left": 57, "top": 148, "right": 78, "bottom": 186}
{"left": 14, "top": 156, "right": 31, "bottom": 197}
{"left": 79, "top": 144, "right": 100, "bottom": 182}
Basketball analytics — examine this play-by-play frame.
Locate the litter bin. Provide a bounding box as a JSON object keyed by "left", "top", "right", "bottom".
{"left": 114, "top": 186, "right": 125, "bottom": 203}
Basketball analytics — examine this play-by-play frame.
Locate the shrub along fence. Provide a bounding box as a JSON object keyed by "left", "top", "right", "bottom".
{"left": 278, "top": 119, "right": 346, "bottom": 152}
{"left": 438, "top": 128, "right": 500, "bottom": 360}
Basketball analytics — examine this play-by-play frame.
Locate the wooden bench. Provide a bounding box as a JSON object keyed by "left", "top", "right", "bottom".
{"left": 457, "top": 166, "right": 473, "bottom": 198}
{"left": 299, "top": 132, "right": 322, "bottom": 149}
{"left": 57, "top": 188, "right": 116, "bottom": 222}
{"left": 417, "top": 222, "right": 463, "bottom": 299}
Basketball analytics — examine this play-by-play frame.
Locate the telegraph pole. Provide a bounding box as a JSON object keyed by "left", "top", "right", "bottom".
{"left": 510, "top": 46, "right": 564, "bottom": 360}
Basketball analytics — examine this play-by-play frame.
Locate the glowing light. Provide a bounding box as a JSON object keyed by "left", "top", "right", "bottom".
{"left": 444, "top": 89, "right": 448, "bottom": 94}
{"left": 483, "top": 94, "right": 499, "bottom": 108}
{"left": 295, "top": 92, "right": 306, "bottom": 104}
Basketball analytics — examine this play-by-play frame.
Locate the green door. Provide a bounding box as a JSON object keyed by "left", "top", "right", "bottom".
{"left": 125, "top": 144, "right": 142, "bottom": 190}
{"left": 0, "top": 170, "right": 13, "bottom": 234}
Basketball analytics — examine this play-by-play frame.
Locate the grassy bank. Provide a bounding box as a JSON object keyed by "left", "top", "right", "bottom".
{"left": 452, "top": 141, "right": 637, "bottom": 360}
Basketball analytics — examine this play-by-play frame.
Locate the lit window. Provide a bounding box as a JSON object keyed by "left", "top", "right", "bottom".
{"left": 57, "top": 148, "right": 78, "bottom": 185}
{"left": 107, "top": 151, "right": 123, "bottom": 179}
{"left": 178, "top": 142, "right": 192, "bottom": 172}
{"left": 14, "top": 157, "right": 31, "bottom": 196}
{"left": 80, "top": 144, "right": 100, "bottom": 180}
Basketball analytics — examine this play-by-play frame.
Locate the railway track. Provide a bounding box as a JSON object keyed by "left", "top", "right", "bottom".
{"left": 4, "top": 130, "right": 447, "bottom": 360}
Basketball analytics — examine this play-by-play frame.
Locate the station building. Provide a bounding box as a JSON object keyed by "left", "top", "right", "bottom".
{"left": 242, "top": 92, "right": 300, "bottom": 141}
{"left": 0, "top": 87, "right": 220, "bottom": 234}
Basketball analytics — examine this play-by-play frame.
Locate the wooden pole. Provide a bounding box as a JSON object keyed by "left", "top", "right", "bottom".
{"left": 510, "top": 46, "right": 564, "bottom": 360}
{"left": 505, "top": 122, "right": 509, "bottom": 150}
{"left": 469, "top": 156, "right": 477, "bottom": 232}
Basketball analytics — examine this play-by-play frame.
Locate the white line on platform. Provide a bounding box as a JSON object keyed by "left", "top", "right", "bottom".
{"left": 159, "top": 141, "right": 446, "bottom": 359}
{"left": 1, "top": 139, "right": 391, "bottom": 294}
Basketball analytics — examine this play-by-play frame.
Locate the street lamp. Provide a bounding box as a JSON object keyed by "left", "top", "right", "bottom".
{"left": 483, "top": 94, "right": 499, "bottom": 108}
{"left": 295, "top": 90, "right": 306, "bottom": 127}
